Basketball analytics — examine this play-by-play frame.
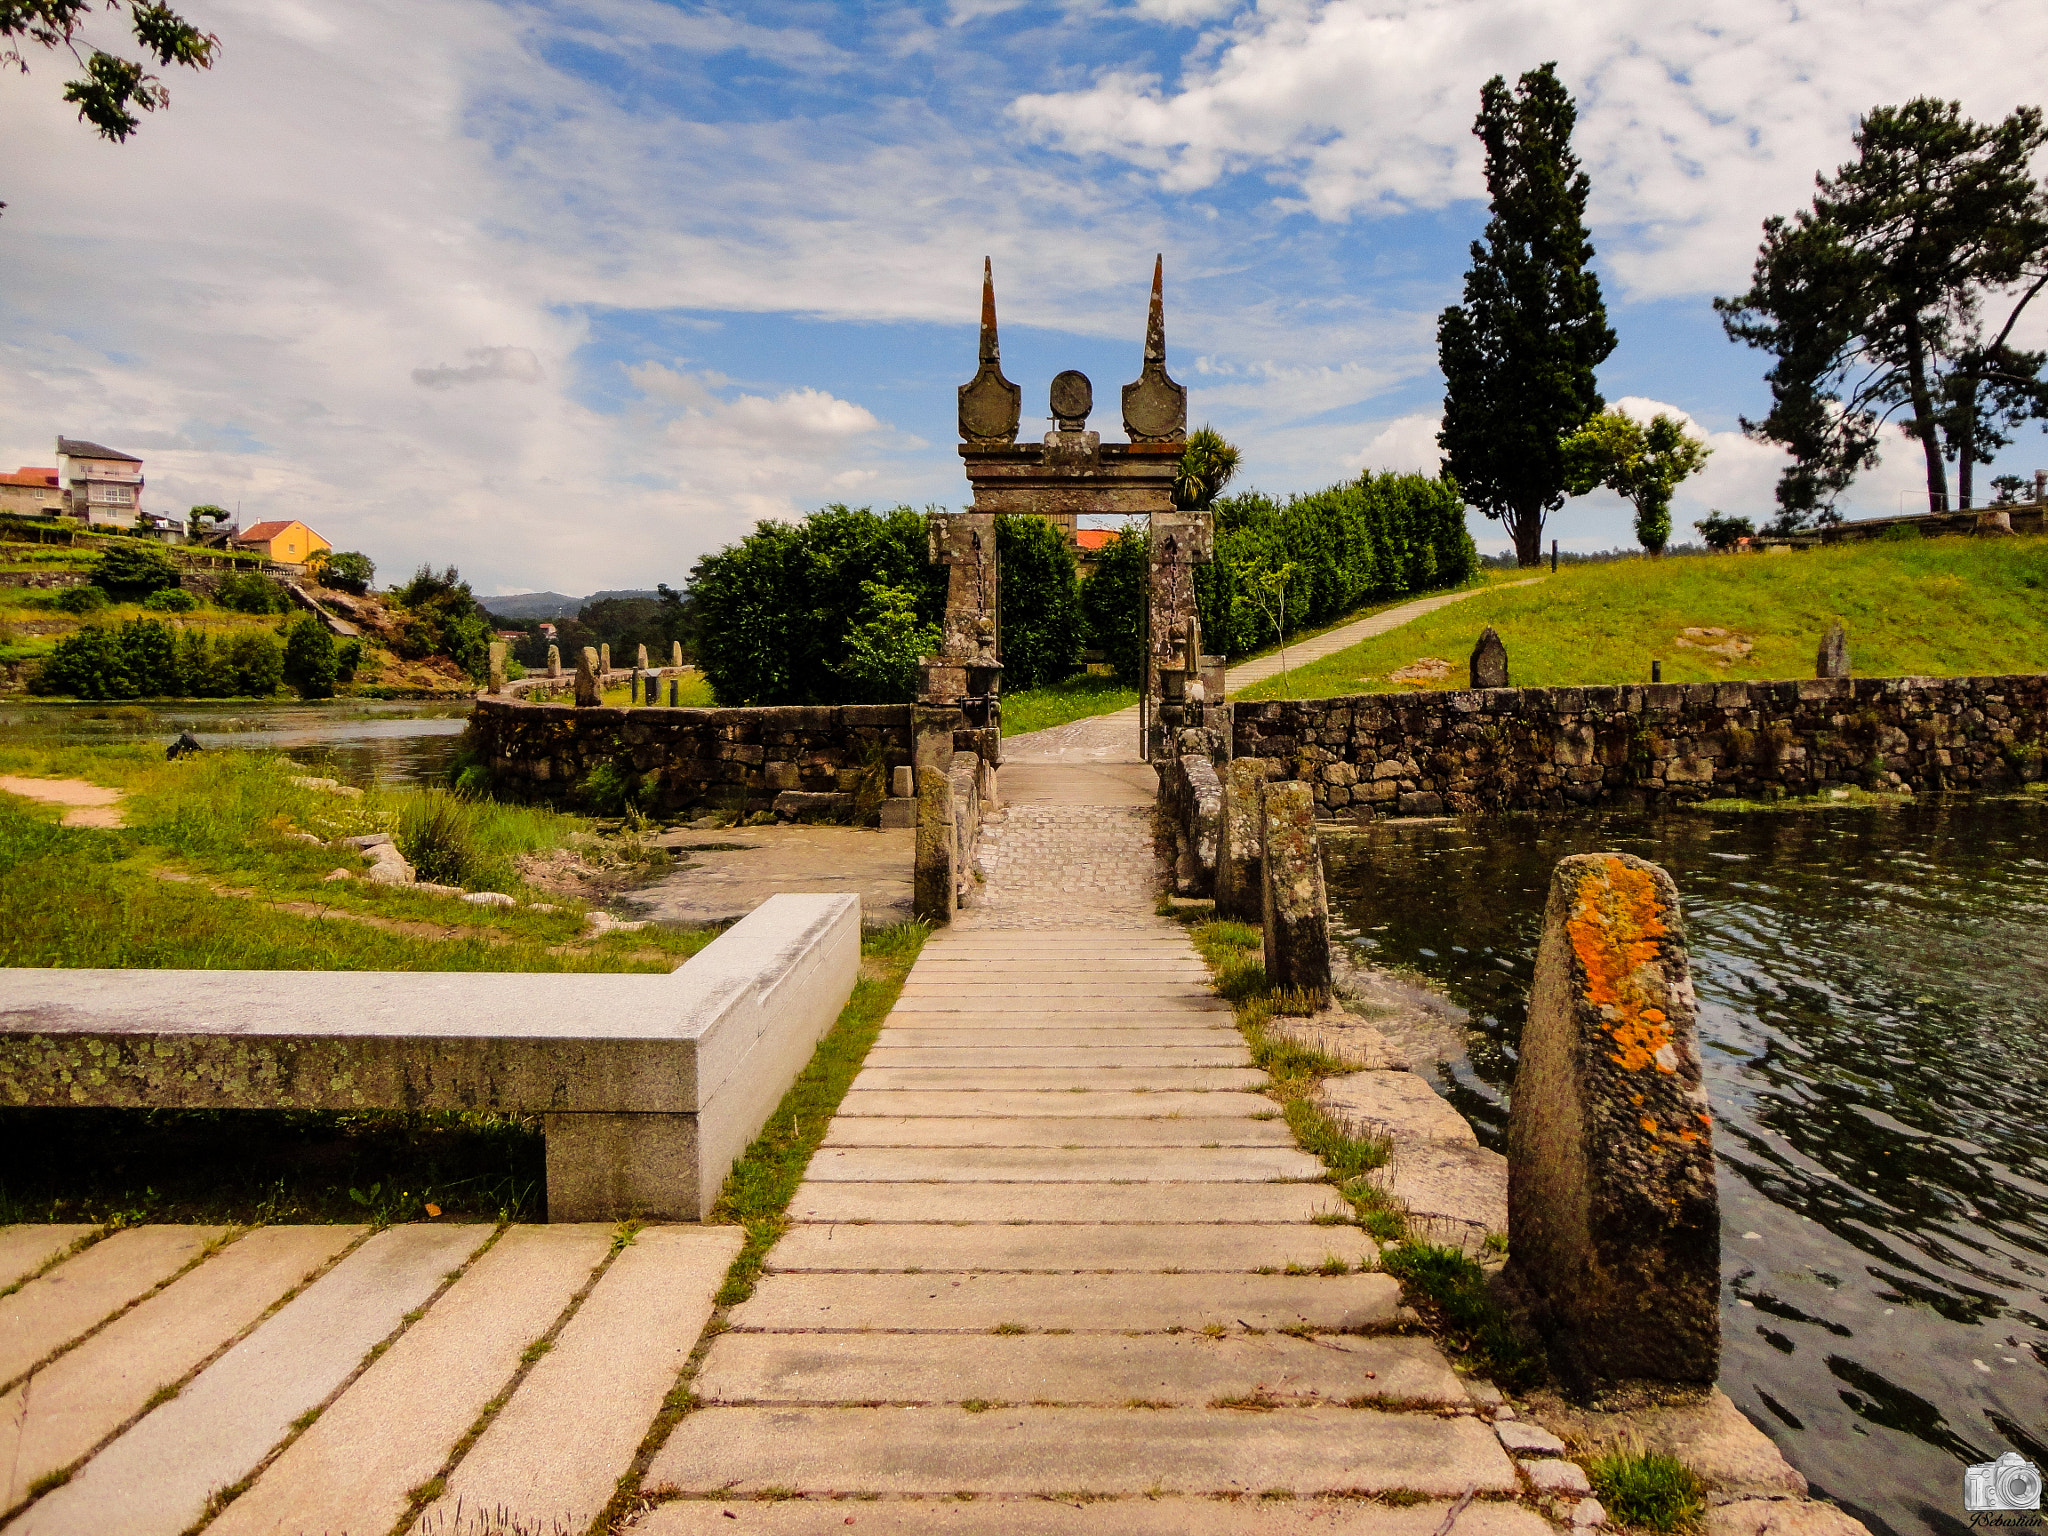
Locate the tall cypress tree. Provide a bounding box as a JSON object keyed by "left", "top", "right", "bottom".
{"left": 1437, "top": 64, "right": 1616, "bottom": 566}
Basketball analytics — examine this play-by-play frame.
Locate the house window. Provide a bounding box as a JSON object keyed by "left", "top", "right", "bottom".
{"left": 92, "top": 485, "right": 133, "bottom": 505}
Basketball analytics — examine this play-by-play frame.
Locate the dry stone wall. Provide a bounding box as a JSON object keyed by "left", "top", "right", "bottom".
{"left": 1232, "top": 673, "right": 2048, "bottom": 816}
{"left": 470, "top": 697, "right": 912, "bottom": 817}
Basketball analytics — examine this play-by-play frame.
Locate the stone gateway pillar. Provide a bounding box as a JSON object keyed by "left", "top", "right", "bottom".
{"left": 1506, "top": 852, "right": 1719, "bottom": 1397}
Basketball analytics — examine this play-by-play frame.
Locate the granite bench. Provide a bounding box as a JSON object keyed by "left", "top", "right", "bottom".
{"left": 0, "top": 892, "right": 860, "bottom": 1221}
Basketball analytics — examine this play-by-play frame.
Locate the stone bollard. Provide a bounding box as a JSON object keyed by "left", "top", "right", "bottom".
{"left": 636, "top": 644, "right": 649, "bottom": 672}
{"left": 1470, "top": 626, "right": 1508, "bottom": 689}
{"left": 1215, "top": 759, "right": 1265, "bottom": 923}
{"left": 672, "top": 641, "right": 684, "bottom": 670}
{"left": 487, "top": 641, "right": 506, "bottom": 695}
{"left": 547, "top": 645, "right": 561, "bottom": 680}
{"left": 1506, "top": 852, "right": 1718, "bottom": 1397}
{"left": 1260, "top": 782, "right": 1331, "bottom": 995}
{"left": 600, "top": 643, "right": 611, "bottom": 674}
{"left": 575, "top": 647, "right": 600, "bottom": 708}
{"left": 668, "top": 678, "right": 679, "bottom": 708}
{"left": 913, "top": 767, "right": 955, "bottom": 923}
{"left": 1816, "top": 621, "right": 1849, "bottom": 679}
{"left": 892, "top": 765, "right": 914, "bottom": 798}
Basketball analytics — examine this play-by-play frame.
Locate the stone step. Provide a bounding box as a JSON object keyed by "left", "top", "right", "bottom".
{"left": 10, "top": 1224, "right": 488, "bottom": 1536}
{"left": 851, "top": 1068, "right": 1266, "bottom": 1092}
{"left": 729, "top": 1271, "right": 1403, "bottom": 1333}
{"left": 207, "top": 1224, "right": 613, "bottom": 1536}
{"left": 0, "top": 1226, "right": 357, "bottom": 1511}
{"left": 820, "top": 1117, "right": 1294, "bottom": 1149}
{"left": 791, "top": 1184, "right": 1346, "bottom": 1225}
{"left": 0, "top": 1226, "right": 226, "bottom": 1394}
{"left": 876, "top": 1028, "right": 1238, "bottom": 1049}
{"left": 418, "top": 1226, "right": 742, "bottom": 1536}
{"left": 863, "top": 1047, "right": 1254, "bottom": 1070}
{"left": 0, "top": 1227, "right": 93, "bottom": 1292}
{"left": 646, "top": 1405, "right": 1515, "bottom": 1497}
{"left": 694, "top": 1330, "right": 1455, "bottom": 1408}
{"left": 802, "top": 1147, "right": 1320, "bottom": 1183}
{"left": 766, "top": 1223, "right": 1375, "bottom": 1275}
{"left": 829, "top": 1091, "right": 1276, "bottom": 1120}
{"left": 634, "top": 1496, "right": 1552, "bottom": 1535}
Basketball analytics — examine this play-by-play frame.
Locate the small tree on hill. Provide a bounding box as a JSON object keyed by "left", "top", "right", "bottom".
{"left": 321, "top": 551, "right": 374, "bottom": 594}
{"left": 1438, "top": 62, "right": 1616, "bottom": 567}
{"left": 93, "top": 537, "right": 179, "bottom": 597}
{"left": 282, "top": 614, "right": 338, "bottom": 699}
{"left": 1562, "top": 410, "right": 1712, "bottom": 555}
{"left": 1693, "top": 512, "right": 1755, "bottom": 552}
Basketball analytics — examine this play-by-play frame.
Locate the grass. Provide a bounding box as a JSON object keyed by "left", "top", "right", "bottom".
{"left": 1585, "top": 1442, "right": 1708, "bottom": 1532}
{"left": 1238, "top": 533, "right": 2048, "bottom": 700}
{"left": 1000, "top": 673, "right": 1138, "bottom": 737}
{"left": 0, "top": 744, "right": 706, "bottom": 972}
{"left": 1379, "top": 1242, "right": 1540, "bottom": 1391}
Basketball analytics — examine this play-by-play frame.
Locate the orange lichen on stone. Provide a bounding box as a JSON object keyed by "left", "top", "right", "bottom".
{"left": 1568, "top": 856, "right": 1679, "bottom": 1075}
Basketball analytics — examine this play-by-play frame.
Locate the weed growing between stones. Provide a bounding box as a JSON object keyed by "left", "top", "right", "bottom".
{"left": 1379, "top": 1243, "right": 1541, "bottom": 1391}
{"left": 1584, "top": 1441, "right": 1707, "bottom": 1532}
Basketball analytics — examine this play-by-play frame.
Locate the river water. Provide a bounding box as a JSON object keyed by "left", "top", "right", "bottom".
{"left": 1323, "top": 798, "right": 2048, "bottom": 1536}
{"left": 0, "top": 700, "right": 471, "bottom": 787}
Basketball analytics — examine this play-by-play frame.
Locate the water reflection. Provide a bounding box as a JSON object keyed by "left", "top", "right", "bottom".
{"left": 1323, "top": 799, "right": 2048, "bottom": 1536}
{"left": 0, "top": 700, "right": 471, "bottom": 788}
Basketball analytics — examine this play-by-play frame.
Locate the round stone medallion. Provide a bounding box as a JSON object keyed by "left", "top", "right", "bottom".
{"left": 1049, "top": 369, "right": 1093, "bottom": 427}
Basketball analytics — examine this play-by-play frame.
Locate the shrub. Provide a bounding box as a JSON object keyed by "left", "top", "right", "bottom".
{"left": 1585, "top": 1444, "right": 1707, "bottom": 1532}
{"left": 1694, "top": 511, "right": 1755, "bottom": 551}
{"left": 55, "top": 585, "right": 109, "bottom": 615}
{"left": 838, "top": 582, "right": 940, "bottom": 703}
{"left": 335, "top": 638, "right": 363, "bottom": 682}
{"left": 215, "top": 573, "right": 286, "bottom": 614}
{"left": 1879, "top": 522, "right": 1923, "bottom": 542}
{"left": 390, "top": 565, "right": 492, "bottom": 679}
{"left": 996, "top": 513, "right": 1083, "bottom": 690}
{"left": 93, "top": 539, "right": 181, "bottom": 598}
{"left": 691, "top": 506, "right": 943, "bottom": 706}
{"left": 321, "top": 550, "right": 375, "bottom": 593}
{"left": 143, "top": 588, "right": 198, "bottom": 612}
{"left": 1080, "top": 526, "right": 1148, "bottom": 685}
{"left": 219, "top": 630, "right": 284, "bottom": 697}
{"left": 30, "top": 619, "right": 180, "bottom": 698}
{"left": 282, "top": 614, "right": 339, "bottom": 699}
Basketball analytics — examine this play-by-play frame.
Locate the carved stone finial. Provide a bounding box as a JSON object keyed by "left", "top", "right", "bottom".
{"left": 1050, "top": 370, "right": 1093, "bottom": 431}
{"left": 1122, "top": 254, "right": 1187, "bottom": 443}
{"left": 959, "top": 257, "right": 1022, "bottom": 445}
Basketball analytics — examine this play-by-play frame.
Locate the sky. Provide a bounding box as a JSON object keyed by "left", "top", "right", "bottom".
{"left": 3, "top": 0, "right": 2046, "bottom": 595}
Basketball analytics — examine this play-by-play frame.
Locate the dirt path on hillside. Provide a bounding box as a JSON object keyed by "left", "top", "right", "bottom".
{"left": 0, "top": 775, "right": 127, "bottom": 828}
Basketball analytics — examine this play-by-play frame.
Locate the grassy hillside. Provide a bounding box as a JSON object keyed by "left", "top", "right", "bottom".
{"left": 1237, "top": 534, "right": 2048, "bottom": 700}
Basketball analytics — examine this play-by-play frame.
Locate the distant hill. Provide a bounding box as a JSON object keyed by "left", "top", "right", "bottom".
{"left": 481, "top": 589, "right": 663, "bottom": 621}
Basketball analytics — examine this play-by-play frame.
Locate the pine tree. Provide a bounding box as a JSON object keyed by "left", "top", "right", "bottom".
{"left": 1437, "top": 64, "right": 1616, "bottom": 566}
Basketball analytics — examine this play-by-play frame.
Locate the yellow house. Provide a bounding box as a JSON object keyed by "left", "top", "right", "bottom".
{"left": 235, "top": 519, "right": 331, "bottom": 566}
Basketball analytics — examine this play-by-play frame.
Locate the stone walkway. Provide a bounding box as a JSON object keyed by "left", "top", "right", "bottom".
{"left": 634, "top": 757, "right": 1543, "bottom": 1533}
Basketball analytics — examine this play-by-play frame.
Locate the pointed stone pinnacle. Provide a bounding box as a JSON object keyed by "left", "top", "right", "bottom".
{"left": 1145, "top": 253, "right": 1166, "bottom": 362}
{"left": 981, "top": 256, "right": 1001, "bottom": 364}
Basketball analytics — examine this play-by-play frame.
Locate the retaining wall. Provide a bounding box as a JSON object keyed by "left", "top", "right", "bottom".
{"left": 471, "top": 695, "right": 913, "bottom": 816}
{"left": 1230, "top": 673, "right": 2048, "bottom": 816}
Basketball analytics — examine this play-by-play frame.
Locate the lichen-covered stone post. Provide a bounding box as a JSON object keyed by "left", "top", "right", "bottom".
{"left": 671, "top": 641, "right": 684, "bottom": 670}
{"left": 487, "top": 641, "right": 506, "bottom": 695}
{"left": 575, "top": 647, "right": 600, "bottom": 708}
{"left": 637, "top": 644, "right": 649, "bottom": 672}
{"left": 913, "top": 766, "right": 956, "bottom": 923}
{"left": 600, "top": 642, "right": 611, "bottom": 674}
{"left": 546, "top": 644, "right": 561, "bottom": 680}
{"left": 1260, "top": 781, "right": 1331, "bottom": 995}
{"left": 1506, "top": 852, "right": 1718, "bottom": 1397}
{"left": 1216, "top": 758, "right": 1266, "bottom": 922}
{"left": 1471, "top": 626, "right": 1508, "bottom": 689}
{"left": 1816, "top": 621, "right": 1849, "bottom": 679}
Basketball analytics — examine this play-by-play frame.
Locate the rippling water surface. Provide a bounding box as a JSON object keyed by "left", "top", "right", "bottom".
{"left": 0, "top": 700, "right": 470, "bottom": 786}
{"left": 1323, "top": 798, "right": 2048, "bottom": 1536}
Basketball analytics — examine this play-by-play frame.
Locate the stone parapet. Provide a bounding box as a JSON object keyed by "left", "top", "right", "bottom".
{"left": 0, "top": 893, "right": 862, "bottom": 1222}
{"left": 1232, "top": 672, "right": 2048, "bottom": 815}
{"left": 1260, "top": 781, "right": 1331, "bottom": 995}
{"left": 471, "top": 697, "right": 912, "bottom": 820}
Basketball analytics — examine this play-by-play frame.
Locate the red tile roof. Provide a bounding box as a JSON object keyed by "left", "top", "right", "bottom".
{"left": 1075, "top": 528, "right": 1121, "bottom": 551}
{"left": 238, "top": 520, "right": 301, "bottom": 541}
{"left": 1, "top": 468, "right": 58, "bottom": 488}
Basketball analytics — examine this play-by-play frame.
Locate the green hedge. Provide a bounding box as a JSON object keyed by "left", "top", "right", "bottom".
{"left": 1195, "top": 472, "right": 1477, "bottom": 657}
{"left": 995, "top": 514, "right": 1083, "bottom": 691}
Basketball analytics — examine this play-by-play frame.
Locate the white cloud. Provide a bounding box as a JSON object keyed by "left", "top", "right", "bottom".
{"left": 1011, "top": 0, "right": 2048, "bottom": 298}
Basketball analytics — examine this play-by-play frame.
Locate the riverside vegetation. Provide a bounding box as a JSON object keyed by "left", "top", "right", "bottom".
{"left": 1240, "top": 533, "right": 2048, "bottom": 700}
